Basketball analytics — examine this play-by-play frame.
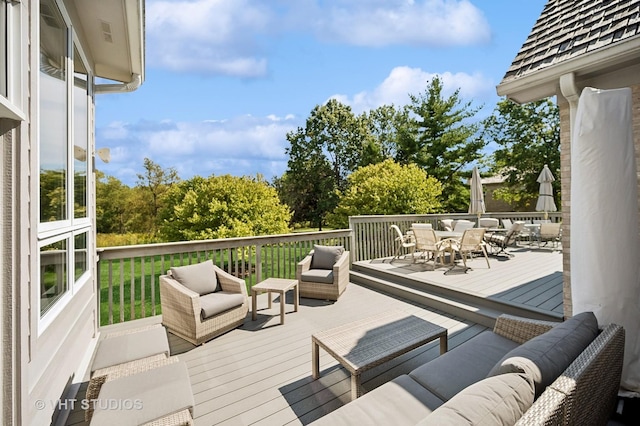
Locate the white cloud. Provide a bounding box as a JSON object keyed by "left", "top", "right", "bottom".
{"left": 145, "top": 0, "right": 491, "bottom": 77}
{"left": 331, "top": 66, "right": 493, "bottom": 113}
{"left": 96, "top": 114, "right": 299, "bottom": 185}
{"left": 307, "top": 0, "right": 491, "bottom": 47}
{"left": 146, "top": 0, "right": 271, "bottom": 77}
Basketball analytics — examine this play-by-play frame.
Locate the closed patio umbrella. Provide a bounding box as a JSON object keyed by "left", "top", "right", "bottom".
{"left": 571, "top": 87, "right": 640, "bottom": 394}
{"left": 468, "top": 166, "right": 485, "bottom": 225}
{"left": 535, "top": 164, "right": 557, "bottom": 219}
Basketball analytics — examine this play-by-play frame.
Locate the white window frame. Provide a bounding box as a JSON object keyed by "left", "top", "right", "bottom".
{"left": 1, "top": 0, "right": 25, "bottom": 121}
{"left": 37, "top": 0, "right": 94, "bottom": 331}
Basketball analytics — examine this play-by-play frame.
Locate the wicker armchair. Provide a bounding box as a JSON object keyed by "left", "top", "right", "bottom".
{"left": 160, "top": 261, "right": 248, "bottom": 345}
{"left": 296, "top": 245, "right": 350, "bottom": 301}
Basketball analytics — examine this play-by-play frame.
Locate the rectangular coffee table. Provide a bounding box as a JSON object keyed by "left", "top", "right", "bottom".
{"left": 251, "top": 278, "right": 299, "bottom": 325}
{"left": 312, "top": 309, "right": 447, "bottom": 401}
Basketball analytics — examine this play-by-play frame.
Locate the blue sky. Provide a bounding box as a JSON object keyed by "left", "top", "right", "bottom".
{"left": 95, "top": 0, "right": 547, "bottom": 186}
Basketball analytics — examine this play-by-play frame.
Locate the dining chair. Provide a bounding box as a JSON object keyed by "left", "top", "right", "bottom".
{"left": 443, "top": 228, "right": 490, "bottom": 273}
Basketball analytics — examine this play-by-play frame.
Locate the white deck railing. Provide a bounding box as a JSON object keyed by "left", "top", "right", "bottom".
{"left": 97, "top": 230, "right": 351, "bottom": 325}
{"left": 348, "top": 212, "right": 562, "bottom": 262}
{"left": 97, "top": 212, "right": 561, "bottom": 325}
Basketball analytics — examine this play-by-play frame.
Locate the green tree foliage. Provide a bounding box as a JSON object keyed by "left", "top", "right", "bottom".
{"left": 395, "top": 76, "right": 485, "bottom": 212}
{"left": 96, "top": 171, "right": 133, "bottom": 234}
{"left": 39, "top": 170, "right": 66, "bottom": 222}
{"left": 159, "top": 174, "right": 291, "bottom": 241}
{"left": 134, "top": 158, "right": 180, "bottom": 234}
{"left": 481, "top": 98, "right": 560, "bottom": 210}
{"left": 282, "top": 99, "right": 376, "bottom": 229}
{"left": 327, "top": 159, "right": 442, "bottom": 228}
{"left": 364, "top": 105, "right": 409, "bottom": 160}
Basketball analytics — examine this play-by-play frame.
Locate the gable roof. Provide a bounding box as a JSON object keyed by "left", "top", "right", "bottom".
{"left": 497, "top": 0, "right": 640, "bottom": 103}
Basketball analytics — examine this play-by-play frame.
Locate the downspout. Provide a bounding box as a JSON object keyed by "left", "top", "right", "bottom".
{"left": 559, "top": 72, "right": 580, "bottom": 139}
{"left": 94, "top": 73, "right": 142, "bottom": 95}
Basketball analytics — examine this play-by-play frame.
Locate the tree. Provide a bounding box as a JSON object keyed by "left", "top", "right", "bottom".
{"left": 364, "top": 104, "right": 409, "bottom": 160}
{"left": 395, "top": 76, "right": 485, "bottom": 212}
{"left": 327, "top": 159, "right": 442, "bottom": 228}
{"left": 96, "top": 172, "right": 133, "bottom": 234}
{"left": 481, "top": 98, "right": 560, "bottom": 210}
{"left": 282, "top": 99, "right": 375, "bottom": 229}
{"left": 159, "top": 174, "right": 291, "bottom": 241}
{"left": 135, "top": 158, "right": 180, "bottom": 233}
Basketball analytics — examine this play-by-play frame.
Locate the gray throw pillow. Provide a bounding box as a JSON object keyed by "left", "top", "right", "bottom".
{"left": 419, "top": 373, "right": 535, "bottom": 426}
{"left": 310, "top": 245, "right": 344, "bottom": 270}
{"left": 488, "top": 311, "right": 598, "bottom": 397}
{"left": 170, "top": 259, "right": 219, "bottom": 296}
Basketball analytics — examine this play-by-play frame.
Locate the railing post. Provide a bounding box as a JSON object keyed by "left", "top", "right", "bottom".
{"left": 348, "top": 216, "right": 358, "bottom": 262}
{"left": 256, "top": 244, "right": 262, "bottom": 284}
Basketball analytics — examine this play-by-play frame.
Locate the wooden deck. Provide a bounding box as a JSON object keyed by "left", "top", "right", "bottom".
{"left": 351, "top": 243, "right": 564, "bottom": 323}
{"left": 63, "top": 244, "right": 564, "bottom": 426}
{"left": 65, "top": 284, "right": 487, "bottom": 426}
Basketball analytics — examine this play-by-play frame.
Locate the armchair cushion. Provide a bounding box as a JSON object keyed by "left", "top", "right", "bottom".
{"left": 170, "top": 259, "right": 219, "bottom": 296}
{"left": 301, "top": 269, "right": 334, "bottom": 284}
{"left": 310, "top": 245, "right": 345, "bottom": 270}
{"left": 488, "top": 311, "right": 598, "bottom": 397}
{"left": 200, "top": 291, "right": 247, "bottom": 320}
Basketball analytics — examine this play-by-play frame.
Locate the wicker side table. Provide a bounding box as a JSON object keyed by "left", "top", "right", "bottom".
{"left": 251, "top": 278, "right": 299, "bottom": 325}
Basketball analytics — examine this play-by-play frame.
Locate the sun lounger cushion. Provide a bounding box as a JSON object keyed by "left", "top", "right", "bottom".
{"left": 418, "top": 373, "right": 534, "bottom": 426}
{"left": 91, "top": 326, "right": 170, "bottom": 373}
{"left": 310, "top": 245, "right": 344, "bottom": 270}
{"left": 301, "top": 269, "right": 334, "bottom": 284}
{"left": 310, "top": 375, "right": 445, "bottom": 426}
{"left": 409, "top": 330, "right": 520, "bottom": 401}
{"left": 488, "top": 311, "right": 598, "bottom": 396}
{"left": 200, "top": 291, "right": 247, "bottom": 319}
{"left": 90, "top": 360, "right": 194, "bottom": 426}
{"left": 170, "top": 259, "right": 219, "bottom": 295}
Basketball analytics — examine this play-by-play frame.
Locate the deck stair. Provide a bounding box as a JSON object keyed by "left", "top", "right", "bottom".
{"left": 350, "top": 261, "right": 563, "bottom": 328}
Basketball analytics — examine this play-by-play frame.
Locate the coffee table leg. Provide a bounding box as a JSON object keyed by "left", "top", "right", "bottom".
{"left": 294, "top": 283, "right": 299, "bottom": 312}
{"left": 312, "top": 340, "right": 320, "bottom": 379}
{"left": 440, "top": 334, "right": 448, "bottom": 354}
{"left": 251, "top": 289, "right": 257, "bottom": 321}
{"left": 267, "top": 291, "right": 272, "bottom": 309}
{"left": 351, "top": 374, "right": 361, "bottom": 401}
{"left": 280, "top": 290, "right": 285, "bottom": 324}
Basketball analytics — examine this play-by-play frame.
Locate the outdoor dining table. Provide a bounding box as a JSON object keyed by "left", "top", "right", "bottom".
{"left": 433, "top": 231, "right": 463, "bottom": 266}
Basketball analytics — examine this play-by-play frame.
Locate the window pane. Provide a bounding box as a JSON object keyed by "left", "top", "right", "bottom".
{"left": 39, "top": 0, "right": 68, "bottom": 223}
{"left": 40, "top": 239, "right": 68, "bottom": 315}
{"left": 73, "top": 47, "right": 88, "bottom": 218}
{"left": 74, "top": 232, "right": 87, "bottom": 281}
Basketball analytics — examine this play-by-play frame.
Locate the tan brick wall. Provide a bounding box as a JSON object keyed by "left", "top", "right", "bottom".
{"left": 560, "top": 83, "right": 640, "bottom": 318}
{"left": 558, "top": 97, "right": 572, "bottom": 319}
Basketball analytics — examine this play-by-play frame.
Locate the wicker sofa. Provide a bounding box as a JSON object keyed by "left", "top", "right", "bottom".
{"left": 312, "top": 312, "right": 624, "bottom": 426}
{"left": 160, "top": 260, "right": 248, "bottom": 345}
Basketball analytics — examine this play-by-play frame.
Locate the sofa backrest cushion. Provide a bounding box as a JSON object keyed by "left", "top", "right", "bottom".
{"left": 311, "top": 245, "right": 344, "bottom": 270}
{"left": 417, "top": 373, "right": 535, "bottom": 426}
{"left": 488, "top": 311, "right": 598, "bottom": 397}
{"left": 170, "top": 259, "right": 219, "bottom": 296}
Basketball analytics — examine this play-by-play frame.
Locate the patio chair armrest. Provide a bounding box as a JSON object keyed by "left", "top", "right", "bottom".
{"left": 493, "top": 314, "right": 560, "bottom": 344}
{"left": 160, "top": 275, "right": 201, "bottom": 318}
{"left": 214, "top": 265, "right": 248, "bottom": 297}
{"left": 296, "top": 252, "right": 313, "bottom": 278}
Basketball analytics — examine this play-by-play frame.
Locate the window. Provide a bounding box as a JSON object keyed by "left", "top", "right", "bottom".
{"left": 40, "top": 238, "right": 68, "bottom": 316}
{"left": 38, "top": 0, "right": 93, "bottom": 323}
{"left": 73, "top": 47, "right": 88, "bottom": 219}
{"left": 39, "top": 0, "right": 68, "bottom": 224}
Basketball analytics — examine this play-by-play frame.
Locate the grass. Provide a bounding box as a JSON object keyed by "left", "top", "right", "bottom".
{"left": 98, "top": 245, "right": 314, "bottom": 326}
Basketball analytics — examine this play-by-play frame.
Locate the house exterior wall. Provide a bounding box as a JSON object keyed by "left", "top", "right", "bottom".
{"left": 2, "top": 1, "right": 101, "bottom": 424}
